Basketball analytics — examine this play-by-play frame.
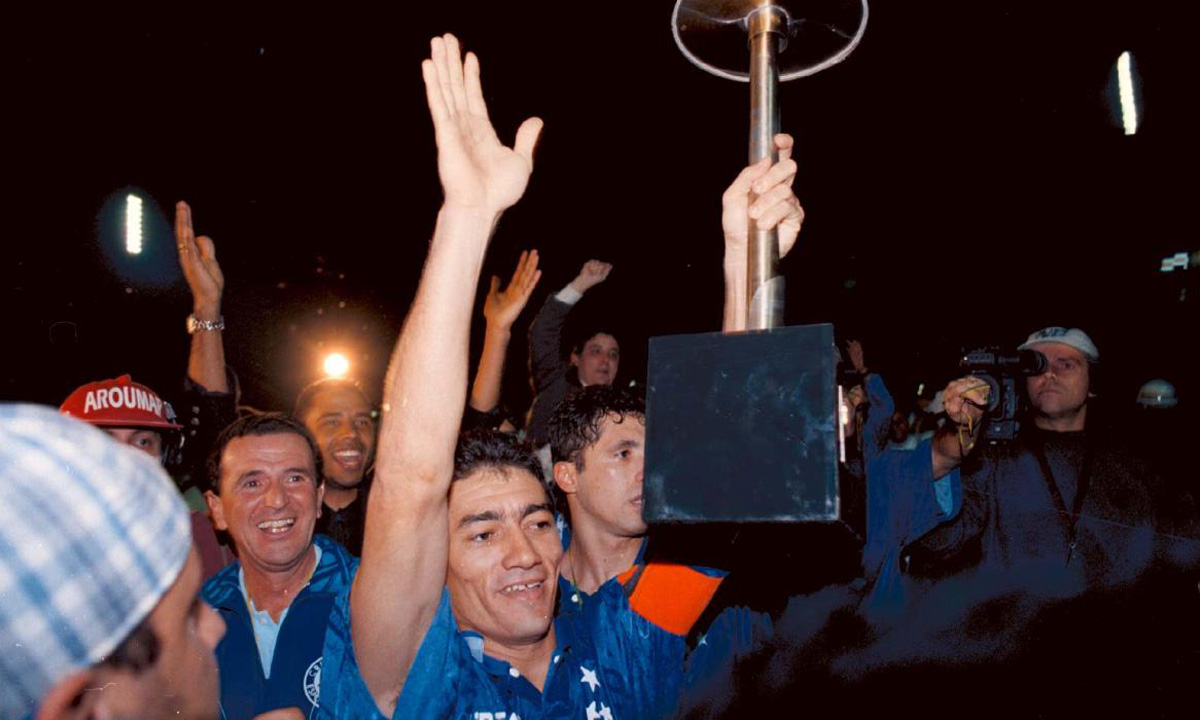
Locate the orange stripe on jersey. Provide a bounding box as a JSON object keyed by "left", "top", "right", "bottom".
{"left": 616, "top": 563, "right": 725, "bottom": 636}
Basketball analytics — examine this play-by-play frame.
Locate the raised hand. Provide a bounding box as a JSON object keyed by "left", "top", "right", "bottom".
{"left": 569, "top": 259, "right": 613, "bottom": 294}
{"left": 721, "top": 133, "right": 804, "bottom": 260}
{"left": 175, "top": 201, "right": 224, "bottom": 317}
{"left": 483, "top": 249, "right": 542, "bottom": 329}
{"left": 422, "top": 34, "right": 543, "bottom": 216}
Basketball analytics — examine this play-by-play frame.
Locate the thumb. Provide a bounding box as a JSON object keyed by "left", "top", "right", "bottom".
{"left": 488, "top": 275, "right": 501, "bottom": 294}
{"left": 197, "top": 235, "right": 217, "bottom": 261}
{"left": 513, "top": 117, "right": 544, "bottom": 167}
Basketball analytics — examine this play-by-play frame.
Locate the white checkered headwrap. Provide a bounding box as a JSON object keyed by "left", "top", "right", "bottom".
{"left": 0, "top": 404, "right": 191, "bottom": 718}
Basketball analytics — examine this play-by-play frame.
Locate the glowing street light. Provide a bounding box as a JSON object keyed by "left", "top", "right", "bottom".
{"left": 323, "top": 352, "right": 350, "bottom": 379}
{"left": 1116, "top": 51, "right": 1139, "bottom": 136}
{"left": 125, "top": 194, "right": 144, "bottom": 255}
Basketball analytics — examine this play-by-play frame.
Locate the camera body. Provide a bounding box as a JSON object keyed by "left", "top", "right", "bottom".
{"left": 959, "top": 347, "right": 1046, "bottom": 442}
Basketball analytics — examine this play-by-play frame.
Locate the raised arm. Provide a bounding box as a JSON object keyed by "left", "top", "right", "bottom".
{"left": 176, "top": 201, "right": 228, "bottom": 393}
{"left": 470, "top": 249, "right": 542, "bottom": 414}
{"left": 527, "top": 259, "right": 611, "bottom": 391}
{"left": 351, "top": 34, "right": 541, "bottom": 717}
{"left": 720, "top": 134, "right": 803, "bottom": 332}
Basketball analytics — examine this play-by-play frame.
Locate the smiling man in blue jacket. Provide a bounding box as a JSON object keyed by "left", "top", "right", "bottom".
{"left": 203, "top": 413, "right": 358, "bottom": 719}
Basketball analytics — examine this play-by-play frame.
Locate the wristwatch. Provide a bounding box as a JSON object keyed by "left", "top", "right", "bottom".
{"left": 186, "top": 314, "right": 226, "bottom": 334}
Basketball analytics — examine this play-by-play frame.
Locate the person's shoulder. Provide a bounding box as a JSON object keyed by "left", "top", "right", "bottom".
{"left": 311, "top": 535, "right": 360, "bottom": 590}
{"left": 610, "top": 563, "right": 726, "bottom": 638}
{"left": 201, "top": 560, "right": 242, "bottom": 607}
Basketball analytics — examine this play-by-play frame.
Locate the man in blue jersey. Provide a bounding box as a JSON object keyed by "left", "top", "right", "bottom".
{"left": 315, "top": 33, "right": 727, "bottom": 720}
{"left": 203, "top": 414, "right": 357, "bottom": 719}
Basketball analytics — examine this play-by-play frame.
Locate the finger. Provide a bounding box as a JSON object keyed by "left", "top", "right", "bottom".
{"left": 519, "top": 262, "right": 540, "bottom": 291}
{"left": 515, "top": 251, "right": 537, "bottom": 286}
{"left": 463, "top": 52, "right": 489, "bottom": 120}
{"left": 723, "top": 157, "right": 772, "bottom": 200}
{"left": 430, "top": 36, "right": 457, "bottom": 117}
{"left": 774, "top": 133, "right": 794, "bottom": 164}
{"left": 513, "top": 116, "right": 543, "bottom": 168}
{"left": 422, "top": 58, "right": 449, "bottom": 124}
{"left": 175, "top": 201, "right": 194, "bottom": 248}
{"left": 749, "top": 183, "right": 796, "bottom": 216}
{"left": 751, "top": 158, "right": 797, "bottom": 196}
{"left": 749, "top": 187, "right": 799, "bottom": 227}
{"left": 443, "top": 34, "right": 469, "bottom": 117}
{"left": 518, "top": 269, "right": 541, "bottom": 300}
{"left": 756, "top": 197, "right": 802, "bottom": 231}
{"left": 196, "top": 235, "right": 217, "bottom": 262}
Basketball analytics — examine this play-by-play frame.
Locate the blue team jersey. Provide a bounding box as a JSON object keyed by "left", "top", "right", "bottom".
{"left": 319, "top": 576, "right": 700, "bottom": 719}
{"left": 202, "top": 534, "right": 359, "bottom": 720}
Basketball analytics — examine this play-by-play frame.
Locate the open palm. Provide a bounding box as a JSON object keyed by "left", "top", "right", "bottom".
{"left": 423, "top": 35, "right": 542, "bottom": 215}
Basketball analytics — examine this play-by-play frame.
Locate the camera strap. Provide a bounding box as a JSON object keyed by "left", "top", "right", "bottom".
{"left": 1031, "top": 434, "right": 1095, "bottom": 566}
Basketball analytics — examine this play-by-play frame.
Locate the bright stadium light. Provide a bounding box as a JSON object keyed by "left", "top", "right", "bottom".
{"left": 125, "top": 194, "right": 144, "bottom": 255}
{"left": 1117, "top": 51, "right": 1138, "bottom": 136}
{"left": 323, "top": 352, "right": 350, "bottom": 379}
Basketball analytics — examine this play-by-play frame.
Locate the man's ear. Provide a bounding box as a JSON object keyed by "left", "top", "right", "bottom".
{"left": 205, "top": 490, "right": 228, "bottom": 532}
{"left": 316, "top": 482, "right": 326, "bottom": 518}
{"left": 553, "top": 461, "right": 578, "bottom": 495}
{"left": 35, "top": 669, "right": 101, "bottom": 720}
{"left": 569, "top": 351, "right": 580, "bottom": 368}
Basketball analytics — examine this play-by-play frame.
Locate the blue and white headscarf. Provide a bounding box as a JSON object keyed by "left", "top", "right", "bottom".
{"left": 0, "top": 404, "right": 191, "bottom": 719}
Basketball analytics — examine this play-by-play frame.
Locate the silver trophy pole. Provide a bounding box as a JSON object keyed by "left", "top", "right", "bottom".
{"left": 672, "top": 0, "right": 869, "bottom": 330}
{"left": 747, "top": 5, "right": 787, "bottom": 329}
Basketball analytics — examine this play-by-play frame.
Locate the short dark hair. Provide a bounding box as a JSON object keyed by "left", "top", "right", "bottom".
{"left": 206, "top": 413, "right": 323, "bottom": 494}
{"left": 293, "top": 378, "right": 371, "bottom": 422}
{"left": 570, "top": 327, "right": 619, "bottom": 357}
{"left": 454, "top": 429, "right": 545, "bottom": 488}
{"left": 547, "top": 385, "right": 645, "bottom": 468}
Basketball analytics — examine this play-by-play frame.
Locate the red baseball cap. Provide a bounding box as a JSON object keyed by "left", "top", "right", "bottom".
{"left": 60, "top": 375, "right": 182, "bottom": 430}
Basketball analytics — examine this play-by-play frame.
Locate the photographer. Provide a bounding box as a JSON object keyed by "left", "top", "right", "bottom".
{"left": 906, "top": 327, "right": 1181, "bottom": 592}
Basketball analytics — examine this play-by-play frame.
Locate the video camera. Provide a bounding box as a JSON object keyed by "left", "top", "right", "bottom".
{"left": 959, "top": 347, "right": 1047, "bottom": 442}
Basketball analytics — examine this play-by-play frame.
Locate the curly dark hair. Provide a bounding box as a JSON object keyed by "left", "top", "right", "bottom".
{"left": 454, "top": 429, "right": 546, "bottom": 489}
{"left": 206, "top": 413, "right": 323, "bottom": 494}
{"left": 547, "top": 385, "right": 645, "bottom": 468}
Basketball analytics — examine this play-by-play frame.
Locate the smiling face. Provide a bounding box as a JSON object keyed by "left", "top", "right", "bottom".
{"left": 555, "top": 413, "right": 647, "bottom": 539}
{"left": 301, "top": 385, "right": 376, "bottom": 491}
{"left": 1025, "top": 342, "right": 1091, "bottom": 430}
{"left": 206, "top": 432, "right": 324, "bottom": 578}
{"left": 446, "top": 466, "right": 561, "bottom": 652}
{"left": 571, "top": 333, "right": 619, "bottom": 387}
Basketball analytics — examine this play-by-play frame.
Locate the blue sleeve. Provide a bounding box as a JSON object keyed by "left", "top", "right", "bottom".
{"left": 862, "top": 373, "right": 895, "bottom": 466}
{"left": 864, "top": 439, "right": 961, "bottom": 576}
{"left": 682, "top": 605, "right": 773, "bottom": 706}
{"left": 318, "top": 586, "right": 459, "bottom": 720}
{"left": 394, "top": 588, "right": 461, "bottom": 719}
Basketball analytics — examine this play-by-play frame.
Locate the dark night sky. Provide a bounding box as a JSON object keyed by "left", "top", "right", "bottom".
{"left": 3, "top": 1, "right": 1196, "bottom": 416}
